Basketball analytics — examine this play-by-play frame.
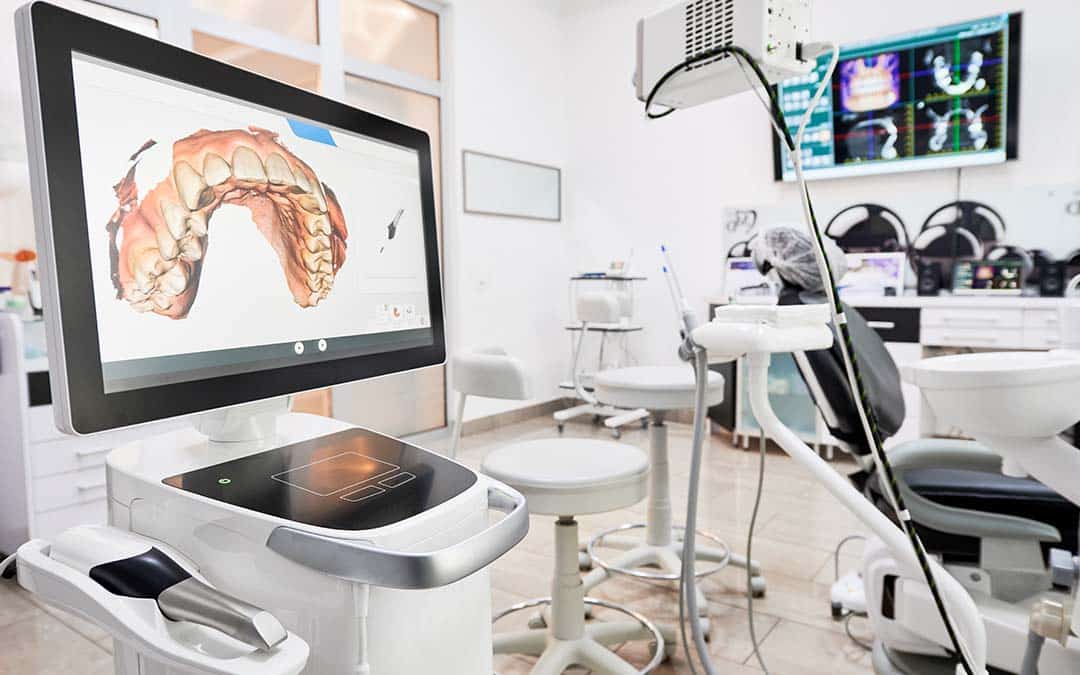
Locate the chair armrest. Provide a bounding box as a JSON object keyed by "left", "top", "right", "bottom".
{"left": 887, "top": 438, "right": 1003, "bottom": 474}
{"left": 886, "top": 439, "right": 1061, "bottom": 543}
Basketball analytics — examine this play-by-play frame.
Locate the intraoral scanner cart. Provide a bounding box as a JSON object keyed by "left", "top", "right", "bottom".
{"left": 12, "top": 3, "right": 527, "bottom": 673}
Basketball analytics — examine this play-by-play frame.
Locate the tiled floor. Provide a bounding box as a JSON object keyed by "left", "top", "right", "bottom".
{"left": 0, "top": 415, "right": 875, "bottom": 674}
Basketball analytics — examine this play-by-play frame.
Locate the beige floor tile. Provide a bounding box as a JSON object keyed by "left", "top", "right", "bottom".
{"left": 0, "top": 610, "right": 113, "bottom": 675}
{"left": 716, "top": 570, "right": 844, "bottom": 634}
{"left": 0, "top": 584, "right": 40, "bottom": 629}
{"left": 813, "top": 551, "right": 864, "bottom": 586}
{"left": 752, "top": 619, "right": 874, "bottom": 674}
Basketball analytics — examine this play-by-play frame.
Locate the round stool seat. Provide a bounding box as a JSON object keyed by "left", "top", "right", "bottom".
{"left": 593, "top": 365, "right": 724, "bottom": 411}
{"left": 482, "top": 439, "right": 648, "bottom": 516}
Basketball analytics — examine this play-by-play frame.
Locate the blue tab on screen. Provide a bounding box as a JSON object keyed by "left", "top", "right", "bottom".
{"left": 287, "top": 119, "right": 336, "bottom": 146}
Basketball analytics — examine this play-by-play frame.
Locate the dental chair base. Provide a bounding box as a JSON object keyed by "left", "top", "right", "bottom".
{"left": 25, "top": 413, "right": 527, "bottom": 674}
{"left": 863, "top": 536, "right": 1080, "bottom": 673}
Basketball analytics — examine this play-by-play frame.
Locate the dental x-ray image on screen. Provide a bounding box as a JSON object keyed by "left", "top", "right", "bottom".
{"left": 774, "top": 12, "right": 1020, "bottom": 181}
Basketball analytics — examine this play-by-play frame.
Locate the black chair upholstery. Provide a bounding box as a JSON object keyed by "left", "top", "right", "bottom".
{"left": 867, "top": 468, "right": 1080, "bottom": 563}
{"left": 779, "top": 285, "right": 1080, "bottom": 559}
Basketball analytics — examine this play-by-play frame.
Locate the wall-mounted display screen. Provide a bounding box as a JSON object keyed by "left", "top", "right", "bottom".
{"left": 773, "top": 13, "right": 1021, "bottom": 182}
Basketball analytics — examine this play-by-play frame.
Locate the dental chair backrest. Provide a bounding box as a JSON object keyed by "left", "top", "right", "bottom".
{"left": 448, "top": 347, "right": 532, "bottom": 458}
{"left": 753, "top": 227, "right": 905, "bottom": 459}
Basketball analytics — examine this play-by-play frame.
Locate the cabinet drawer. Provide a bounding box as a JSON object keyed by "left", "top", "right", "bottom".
{"left": 27, "top": 405, "right": 66, "bottom": 443}
{"left": 922, "top": 326, "right": 1025, "bottom": 348}
{"left": 1024, "top": 309, "right": 1062, "bottom": 330}
{"left": 922, "top": 308, "right": 1023, "bottom": 328}
{"left": 33, "top": 499, "right": 108, "bottom": 541}
{"left": 30, "top": 437, "right": 113, "bottom": 478}
{"left": 32, "top": 465, "right": 108, "bottom": 513}
{"left": 1024, "top": 331, "right": 1064, "bottom": 350}
{"left": 855, "top": 307, "right": 920, "bottom": 343}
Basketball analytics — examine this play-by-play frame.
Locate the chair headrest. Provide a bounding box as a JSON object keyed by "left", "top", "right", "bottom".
{"left": 452, "top": 349, "right": 532, "bottom": 400}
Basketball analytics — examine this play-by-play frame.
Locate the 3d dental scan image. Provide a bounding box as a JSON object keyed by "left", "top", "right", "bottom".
{"left": 107, "top": 127, "right": 349, "bottom": 318}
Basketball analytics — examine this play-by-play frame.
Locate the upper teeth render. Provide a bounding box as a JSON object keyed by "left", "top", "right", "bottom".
{"left": 109, "top": 127, "right": 347, "bottom": 319}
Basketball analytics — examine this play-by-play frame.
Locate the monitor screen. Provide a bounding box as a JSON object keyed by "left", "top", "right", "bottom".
{"left": 17, "top": 2, "right": 444, "bottom": 433}
{"left": 72, "top": 55, "right": 433, "bottom": 394}
{"left": 773, "top": 13, "right": 1021, "bottom": 182}
{"left": 952, "top": 259, "right": 1024, "bottom": 295}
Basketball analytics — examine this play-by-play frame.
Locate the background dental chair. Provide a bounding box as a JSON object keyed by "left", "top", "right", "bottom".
{"left": 755, "top": 227, "right": 1079, "bottom": 674}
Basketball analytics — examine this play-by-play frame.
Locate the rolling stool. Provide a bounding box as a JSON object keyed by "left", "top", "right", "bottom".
{"left": 580, "top": 365, "right": 767, "bottom": 637}
{"left": 484, "top": 440, "right": 666, "bottom": 674}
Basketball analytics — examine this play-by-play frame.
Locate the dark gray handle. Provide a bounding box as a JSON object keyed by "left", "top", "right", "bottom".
{"left": 265, "top": 484, "right": 528, "bottom": 589}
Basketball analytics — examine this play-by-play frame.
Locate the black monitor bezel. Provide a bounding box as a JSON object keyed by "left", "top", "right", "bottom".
{"left": 21, "top": 2, "right": 446, "bottom": 434}
{"left": 770, "top": 11, "right": 1023, "bottom": 182}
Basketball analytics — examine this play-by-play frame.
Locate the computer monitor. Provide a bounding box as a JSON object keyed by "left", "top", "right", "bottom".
{"left": 16, "top": 2, "right": 445, "bottom": 434}
{"left": 772, "top": 12, "right": 1022, "bottom": 181}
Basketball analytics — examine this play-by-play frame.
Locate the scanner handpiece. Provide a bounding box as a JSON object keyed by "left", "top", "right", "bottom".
{"left": 50, "top": 526, "right": 287, "bottom": 651}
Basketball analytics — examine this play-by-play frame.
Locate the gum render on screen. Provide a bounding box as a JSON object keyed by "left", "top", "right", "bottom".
{"left": 106, "top": 126, "right": 349, "bottom": 319}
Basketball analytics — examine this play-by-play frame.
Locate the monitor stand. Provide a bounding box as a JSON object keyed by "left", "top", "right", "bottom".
{"left": 190, "top": 396, "right": 290, "bottom": 443}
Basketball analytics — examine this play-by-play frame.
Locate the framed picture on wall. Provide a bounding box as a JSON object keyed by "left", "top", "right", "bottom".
{"left": 462, "top": 150, "right": 561, "bottom": 221}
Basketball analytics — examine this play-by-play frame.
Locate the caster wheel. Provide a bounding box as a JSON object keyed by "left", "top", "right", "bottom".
{"left": 592, "top": 414, "right": 602, "bottom": 426}
{"left": 556, "top": 424, "right": 565, "bottom": 434}
{"left": 527, "top": 613, "right": 548, "bottom": 630}
{"left": 611, "top": 429, "right": 621, "bottom": 439}
{"left": 696, "top": 617, "right": 712, "bottom": 642}
{"left": 578, "top": 551, "right": 593, "bottom": 571}
{"left": 654, "top": 641, "right": 678, "bottom": 662}
{"left": 0, "top": 560, "right": 14, "bottom": 580}
{"left": 750, "top": 576, "right": 767, "bottom": 598}
{"left": 641, "top": 419, "right": 649, "bottom": 429}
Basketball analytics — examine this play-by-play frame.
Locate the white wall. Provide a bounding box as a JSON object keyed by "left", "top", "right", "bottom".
{"left": 446, "top": 0, "right": 575, "bottom": 420}
{"left": 559, "top": 0, "right": 1080, "bottom": 368}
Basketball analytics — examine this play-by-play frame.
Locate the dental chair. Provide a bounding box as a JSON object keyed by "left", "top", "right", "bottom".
{"left": 754, "top": 227, "right": 1080, "bottom": 674}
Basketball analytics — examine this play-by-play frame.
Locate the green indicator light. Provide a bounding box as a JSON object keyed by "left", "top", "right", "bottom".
{"left": 218, "top": 478, "right": 232, "bottom": 485}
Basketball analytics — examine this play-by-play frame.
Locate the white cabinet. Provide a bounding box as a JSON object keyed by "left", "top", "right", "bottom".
{"left": 0, "top": 315, "right": 185, "bottom": 554}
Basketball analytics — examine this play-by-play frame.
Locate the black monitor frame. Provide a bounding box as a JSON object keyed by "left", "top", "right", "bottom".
{"left": 16, "top": 1, "right": 446, "bottom": 434}
{"left": 771, "top": 12, "right": 1023, "bottom": 182}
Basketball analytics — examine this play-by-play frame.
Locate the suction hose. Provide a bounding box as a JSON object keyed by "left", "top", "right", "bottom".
{"left": 680, "top": 345, "right": 713, "bottom": 673}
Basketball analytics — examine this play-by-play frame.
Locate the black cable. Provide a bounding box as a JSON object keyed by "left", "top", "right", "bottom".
{"left": 643, "top": 44, "right": 977, "bottom": 675}
{"left": 845, "top": 613, "right": 874, "bottom": 652}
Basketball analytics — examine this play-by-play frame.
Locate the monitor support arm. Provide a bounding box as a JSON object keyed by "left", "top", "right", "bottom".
{"left": 190, "top": 396, "right": 291, "bottom": 443}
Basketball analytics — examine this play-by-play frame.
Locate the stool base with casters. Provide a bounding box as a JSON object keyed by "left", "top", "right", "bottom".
{"left": 483, "top": 440, "right": 663, "bottom": 674}
{"left": 575, "top": 367, "right": 769, "bottom": 640}
{"left": 493, "top": 518, "right": 668, "bottom": 675}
